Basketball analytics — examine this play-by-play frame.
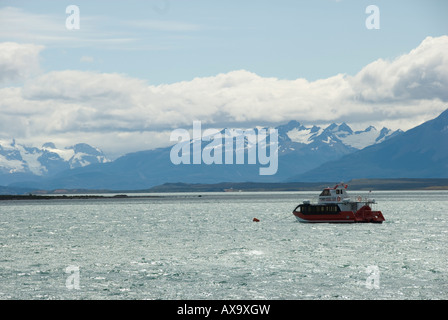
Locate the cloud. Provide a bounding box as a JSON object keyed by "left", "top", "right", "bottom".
{"left": 1, "top": 36, "right": 447, "bottom": 157}
{"left": 0, "top": 6, "right": 136, "bottom": 48}
{"left": 0, "top": 6, "right": 200, "bottom": 50}
{"left": 350, "top": 36, "right": 448, "bottom": 103}
{"left": 0, "top": 42, "right": 43, "bottom": 84}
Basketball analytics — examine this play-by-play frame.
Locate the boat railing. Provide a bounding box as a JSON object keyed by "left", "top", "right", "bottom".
{"left": 303, "top": 196, "right": 377, "bottom": 205}
{"left": 351, "top": 194, "right": 376, "bottom": 203}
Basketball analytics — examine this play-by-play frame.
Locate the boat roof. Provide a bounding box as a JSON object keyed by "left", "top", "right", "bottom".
{"left": 323, "top": 183, "right": 348, "bottom": 190}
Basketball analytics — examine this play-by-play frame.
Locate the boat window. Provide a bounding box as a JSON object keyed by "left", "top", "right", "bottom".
{"left": 320, "top": 189, "right": 330, "bottom": 196}
{"left": 299, "top": 204, "right": 340, "bottom": 214}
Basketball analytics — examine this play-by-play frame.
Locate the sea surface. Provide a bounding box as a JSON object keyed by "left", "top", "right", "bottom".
{"left": 0, "top": 190, "right": 447, "bottom": 300}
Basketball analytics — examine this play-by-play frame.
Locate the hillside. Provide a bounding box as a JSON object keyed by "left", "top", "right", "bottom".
{"left": 289, "top": 109, "right": 448, "bottom": 182}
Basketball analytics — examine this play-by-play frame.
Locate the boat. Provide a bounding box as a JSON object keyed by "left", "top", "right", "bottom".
{"left": 292, "top": 183, "right": 385, "bottom": 223}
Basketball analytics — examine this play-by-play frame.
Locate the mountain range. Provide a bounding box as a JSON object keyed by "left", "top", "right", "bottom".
{"left": 1, "top": 119, "right": 403, "bottom": 190}
{"left": 1, "top": 109, "right": 447, "bottom": 191}
{"left": 290, "top": 109, "right": 448, "bottom": 182}
{"left": 0, "top": 141, "right": 109, "bottom": 186}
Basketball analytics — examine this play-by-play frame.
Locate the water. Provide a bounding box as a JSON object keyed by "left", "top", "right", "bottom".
{"left": 0, "top": 190, "right": 447, "bottom": 300}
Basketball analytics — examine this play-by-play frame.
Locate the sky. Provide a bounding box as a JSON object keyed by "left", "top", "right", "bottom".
{"left": 0, "top": 0, "right": 447, "bottom": 158}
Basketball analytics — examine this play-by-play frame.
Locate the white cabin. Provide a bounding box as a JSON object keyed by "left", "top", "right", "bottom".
{"left": 315, "top": 183, "right": 375, "bottom": 212}
{"left": 317, "top": 183, "right": 349, "bottom": 204}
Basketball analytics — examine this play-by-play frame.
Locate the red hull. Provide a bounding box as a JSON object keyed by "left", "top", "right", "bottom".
{"left": 293, "top": 205, "right": 385, "bottom": 223}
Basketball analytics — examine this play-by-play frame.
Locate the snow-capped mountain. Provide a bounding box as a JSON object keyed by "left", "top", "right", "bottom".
{"left": 278, "top": 120, "right": 401, "bottom": 152}
{"left": 0, "top": 140, "right": 109, "bottom": 184}
{"left": 0, "top": 119, "right": 404, "bottom": 190}
{"left": 7, "top": 120, "right": 402, "bottom": 190}
{"left": 290, "top": 108, "right": 448, "bottom": 182}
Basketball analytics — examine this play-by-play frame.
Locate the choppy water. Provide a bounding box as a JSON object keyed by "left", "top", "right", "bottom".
{"left": 0, "top": 190, "right": 447, "bottom": 300}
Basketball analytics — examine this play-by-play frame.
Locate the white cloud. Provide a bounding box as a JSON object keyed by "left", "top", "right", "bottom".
{"left": 0, "top": 6, "right": 136, "bottom": 48}
{"left": 0, "top": 42, "right": 43, "bottom": 83}
{"left": 350, "top": 36, "right": 448, "bottom": 103}
{"left": 0, "top": 6, "right": 200, "bottom": 50}
{"left": 0, "top": 36, "right": 447, "bottom": 157}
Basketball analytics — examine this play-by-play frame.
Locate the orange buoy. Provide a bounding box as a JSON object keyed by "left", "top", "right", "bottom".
{"left": 253, "top": 218, "right": 260, "bottom": 222}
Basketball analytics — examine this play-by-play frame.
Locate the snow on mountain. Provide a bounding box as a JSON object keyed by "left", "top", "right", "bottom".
{"left": 0, "top": 139, "right": 27, "bottom": 174}
{"left": 0, "top": 140, "right": 109, "bottom": 179}
{"left": 284, "top": 122, "right": 400, "bottom": 150}
{"left": 15, "top": 144, "right": 47, "bottom": 175}
{"left": 67, "top": 143, "right": 109, "bottom": 169}
{"left": 286, "top": 126, "right": 323, "bottom": 144}
{"left": 42, "top": 142, "right": 74, "bottom": 162}
{"left": 337, "top": 126, "right": 385, "bottom": 149}
{"left": 0, "top": 119, "right": 403, "bottom": 190}
{"left": 290, "top": 108, "right": 448, "bottom": 182}
{"left": 0, "top": 154, "right": 24, "bottom": 174}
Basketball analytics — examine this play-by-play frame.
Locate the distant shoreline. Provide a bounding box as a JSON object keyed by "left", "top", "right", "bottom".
{"left": 1, "top": 178, "right": 447, "bottom": 198}
{"left": 0, "top": 194, "right": 162, "bottom": 201}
